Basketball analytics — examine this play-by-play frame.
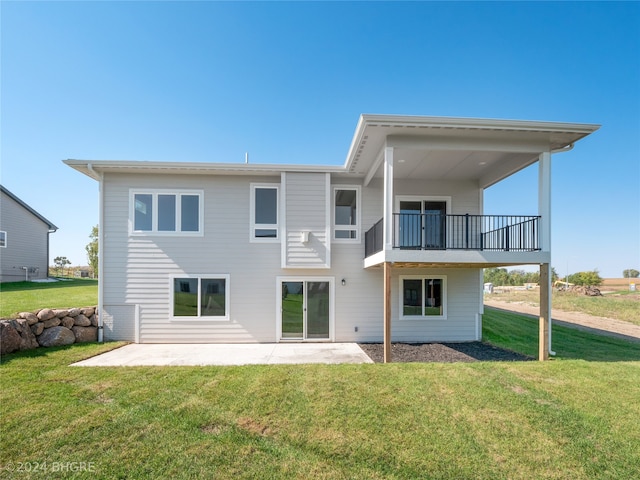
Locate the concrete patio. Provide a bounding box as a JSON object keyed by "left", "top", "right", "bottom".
{"left": 71, "top": 343, "right": 374, "bottom": 366}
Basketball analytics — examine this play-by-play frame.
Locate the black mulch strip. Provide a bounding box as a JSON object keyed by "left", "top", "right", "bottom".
{"left": 358, "top": 342, "right": 533, "bottom": 363}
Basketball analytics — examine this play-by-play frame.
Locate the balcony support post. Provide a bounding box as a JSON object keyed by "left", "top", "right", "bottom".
{"left": 538, "top": 152, "right": 553, "bottom": 355}
{"left": 539, "top": 262, "right": 551, "bottom": 361}
{"left": 383, "top": 261, "right": 392, "bottom": 363}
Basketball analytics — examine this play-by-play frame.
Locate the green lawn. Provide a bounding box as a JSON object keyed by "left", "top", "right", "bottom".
{"left": 1, "top": 311, "right": 639, "bottom": 479}
{"left": 0, "top": 279, "right": 98, "bottom": 318}
{"left": 487, "top": 289, "right": 640, "bottom": 326}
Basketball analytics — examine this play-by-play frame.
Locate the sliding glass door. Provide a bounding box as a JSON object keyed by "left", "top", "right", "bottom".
{"left": 280, "top": 280, "right": 331, "bottom": 340}
{"left": 398, "top": 199, "right": 447, "bottom": 249}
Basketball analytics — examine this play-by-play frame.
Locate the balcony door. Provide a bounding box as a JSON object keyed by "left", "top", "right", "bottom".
{"left": 397, "top": 197, "right": 449, "bottom": 250}
{"left": 278, "top": 278, "right": 333, "bottom": 341}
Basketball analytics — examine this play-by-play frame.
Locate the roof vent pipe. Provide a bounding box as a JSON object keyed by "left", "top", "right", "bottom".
{"left": 245, "top": 152, "right": 249, "bottom": 164}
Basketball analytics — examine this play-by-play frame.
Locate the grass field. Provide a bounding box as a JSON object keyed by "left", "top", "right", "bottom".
{"left": 1, "top": 310, "right": 640, "bottom": 479}
{"left": 0, "top": 279, "right": 98, "bottom": 318}
{"left": 487, "top": 288, "right": 640, "bottom": 326}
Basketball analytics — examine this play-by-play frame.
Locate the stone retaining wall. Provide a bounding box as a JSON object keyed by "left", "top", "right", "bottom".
{"left": 0, "top": 307, "right": 99, "bottom": 355}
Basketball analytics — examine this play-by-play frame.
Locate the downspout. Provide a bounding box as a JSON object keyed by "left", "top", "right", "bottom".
{"left": 46, "top": 227, "right": 57, "bottom": 279}
{"left": 544, "top": 142, "right": 574, "bottom": 357}
{"left": 87, "top": 163, "right": 105, "bottom": 342}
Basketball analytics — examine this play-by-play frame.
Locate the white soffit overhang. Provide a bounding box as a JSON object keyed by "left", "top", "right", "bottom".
{"left": 344, "top": 114, "right": 600, "bottom": 188}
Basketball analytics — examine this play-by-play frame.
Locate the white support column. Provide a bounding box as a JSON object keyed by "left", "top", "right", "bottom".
{"left": 538, "top": 152, "right": 553, "bottom": 356}
{"left": 538, "top": 152, "right": 552, "bottom": 252}
{"left": 383, "top": 146, "right": 394, "bottom": 250}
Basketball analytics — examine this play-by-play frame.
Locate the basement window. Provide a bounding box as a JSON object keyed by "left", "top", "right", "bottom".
{"left": 400, "top": 276, "right": 447, "bottom": 319}
{"left": 171, "top": 275, "right": 230, "bottom": 320}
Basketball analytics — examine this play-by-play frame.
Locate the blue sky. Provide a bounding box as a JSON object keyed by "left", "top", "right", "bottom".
{"left": 1, "top": 1, "right": 638, "bottom": 278}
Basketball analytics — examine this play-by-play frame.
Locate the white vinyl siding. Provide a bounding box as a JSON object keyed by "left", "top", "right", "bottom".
{"left": 283, "top": 172, "right": 330, "bottom": 268}
{"left": 101, "top": 172, "right": 483, "bottom": 343}
{"left": 104, "top": 174, "right": 281, "bottom": 343}
{"left": 102, "top": 304, "right": 137, "bottom": 342}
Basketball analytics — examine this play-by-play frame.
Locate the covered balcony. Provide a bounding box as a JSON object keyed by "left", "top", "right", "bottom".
{"left": 346, "top": 114, "right": 599, "bottom": 361}
{"left": 366, "top": 213, "right": 540, "bottom": 257}
{"left": 364, "top": 211, "right": 546, "bottom": 268}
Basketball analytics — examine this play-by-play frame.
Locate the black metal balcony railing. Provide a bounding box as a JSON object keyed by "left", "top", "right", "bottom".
{"left": 364, "top": 214, "right": 540, "bottom": 257}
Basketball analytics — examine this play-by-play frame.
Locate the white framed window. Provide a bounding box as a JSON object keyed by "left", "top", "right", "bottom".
{"left": 130, "top": 189, "right": 203, "bottom": 235}
{"left": 250, "top": 183, "right": 279, "bottom": 242}
{"left": 399, "top": 275, "right": 447, "bottom": 319}
{"left": 0, "top": 231, "right": 6, "bottom": 248}
{"left": 332, "top": 186, "right": 360, "bottom": 242}
{"left": 170, "top": 274, "right": 230, "bottom": 320}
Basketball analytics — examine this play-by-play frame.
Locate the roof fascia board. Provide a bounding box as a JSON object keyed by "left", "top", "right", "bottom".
{"left": 342, "top": 114, "right": 368, "bottom": 171}
{"left": 64, "top": 159, "right": 347, "bottom": 178}
{"left": 360, "top": 114, "right": 600, "bottom": 134}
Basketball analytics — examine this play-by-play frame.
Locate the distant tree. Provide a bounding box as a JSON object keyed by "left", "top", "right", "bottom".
{"left": 86, "top": 225, "right": 99, "bottom": 278}
{"left": 484, "top": 268, "right": 509, "bottom": 285}
{"left": 53, "top": 256, "right": 71, "bottom": 277}
{"left": 569, "top": 270, "right": 603, "bottom": 287}
{"left": 551, "top": 267, "right": 559, "bottom": 283}
{"left": 623, "top": 269, "right": 639, "bottom": 278}
{"left": 484, "top": 267, "right": 545, "bottom": 286}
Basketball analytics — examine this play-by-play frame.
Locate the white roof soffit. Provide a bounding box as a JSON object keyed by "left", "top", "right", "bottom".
{"left": 63, "top": 159, "right": 346, "bottom": 180}
{"left": 345, "top": 114, "right": 600, "bottom": 188}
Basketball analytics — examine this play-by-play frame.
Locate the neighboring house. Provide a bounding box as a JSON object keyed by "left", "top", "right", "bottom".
{"left": 0, "top": 185, "right": 58, "bottom": 283}
{"left": 65, "top": 115, "right": 599, "bottom": 360}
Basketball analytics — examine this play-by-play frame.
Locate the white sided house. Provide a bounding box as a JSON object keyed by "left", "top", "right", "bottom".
{"left": 65, "top": 115, "right": 599, "bottom": 360}
{"left": 0, "top": 185, "right": 58, "bottom": 282}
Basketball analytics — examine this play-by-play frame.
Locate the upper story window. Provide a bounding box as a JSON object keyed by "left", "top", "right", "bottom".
{"left": 0, "top": 231, "right": 6, "bottom": 248}
{"left": 250, "top": 184, "right": 279, "bottom": 242}
{"left": 333, "top": 186, "right": 360, "bottom": 242}
{"left": 130, "top": 189, "right": 203, "bottom": 235}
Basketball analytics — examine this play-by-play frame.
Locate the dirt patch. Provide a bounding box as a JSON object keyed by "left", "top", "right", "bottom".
{"left": 237, "top": 417, "right": 273, "bottom": 436}
{"left": 358, "top": 342, "right": 532, "bottom": 363}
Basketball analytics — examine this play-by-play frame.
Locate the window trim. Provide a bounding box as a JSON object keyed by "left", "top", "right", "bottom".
{"left": 332, "top": 185, "right": 361, "bottom": 243}
{"left": 399, "top": 275, "right": 447, "bottom": 320}
{"left": 170, "top": 274, "right": 230, "bottom": 321}
{"left": 250, "top": 183, "right": 280, "bottom": 243}
{"left": 0, "top": 231, "right": 6, "bottom": 248}
{"left": 129, "top": 189, "right": 204, "bottom": 236}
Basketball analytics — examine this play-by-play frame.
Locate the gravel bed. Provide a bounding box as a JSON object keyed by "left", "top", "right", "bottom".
{"left": 358, "top": 342, "right": 532, "bottom": 363}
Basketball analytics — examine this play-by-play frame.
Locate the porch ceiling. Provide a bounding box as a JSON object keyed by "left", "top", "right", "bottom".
{"left": 346, "top": 115, "right": 600, "bottom": 188}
